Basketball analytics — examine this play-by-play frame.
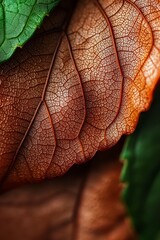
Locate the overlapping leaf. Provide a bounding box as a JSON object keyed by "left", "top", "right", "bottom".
{"left": 0, "top": 144, "right": 136, "bottom": 240}
{"left": 121, "top": 86, "right": 160, "bottom": 240}
{"left": 0, "top": 0, "right": 60, "bottom": 62}
{"left": 1, "top": 0, "right": 160, "bottom": 189}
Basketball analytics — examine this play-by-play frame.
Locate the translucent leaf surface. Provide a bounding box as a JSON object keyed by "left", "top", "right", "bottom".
{"left": 1, "top": 0, "right": 160, "bottom": 189}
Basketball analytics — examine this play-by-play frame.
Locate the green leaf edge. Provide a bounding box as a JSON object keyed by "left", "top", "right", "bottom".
{"left": 0, "top": 0, "right": 60, "bottom": 63}
{"left": 120, "top": 87, "right": 160, "bottom": 240}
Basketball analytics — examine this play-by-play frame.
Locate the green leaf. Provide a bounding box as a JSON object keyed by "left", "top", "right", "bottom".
{"left": 0, "top": 0, "right": 60, "bottom": 63}
{"left": 121, "top": 86, "right": 160, "bottom": 240}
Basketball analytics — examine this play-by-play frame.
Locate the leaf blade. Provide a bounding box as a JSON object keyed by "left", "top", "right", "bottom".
{"left": 0, "top": 144, "right": 136, "bottom": 240}
{"left": 0, "top": 0, "right": 60, "bottom": 63}
{"left": 1, "top": 0, "right": 160, "bottom": 189}
{"left": 121, "top": 86, "right": 160, "bottom": 240}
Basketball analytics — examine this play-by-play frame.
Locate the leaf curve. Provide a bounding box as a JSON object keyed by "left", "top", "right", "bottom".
{"left": 1, "top": 0, "right": 160, "bottom": 189}
{"left": 0, "top": 0, "right": 60, "bottom": 63}
{"left": 0, "top": 144, "right": 136, "bottom": 240}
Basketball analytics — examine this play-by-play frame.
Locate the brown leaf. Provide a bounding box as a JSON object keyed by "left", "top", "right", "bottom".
{"left": 0, "top": 143, "right": 136, "bottom": 240}
{"left": 1, "top": 0, "right": 160, "bottom": 188}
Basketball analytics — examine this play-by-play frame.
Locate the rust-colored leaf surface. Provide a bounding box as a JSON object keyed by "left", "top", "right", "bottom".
{"left": 1, "top": 0, "right": 160, "bottom": 188}
{"left": 0, "top": 144, "right": 136, "bottom": 240}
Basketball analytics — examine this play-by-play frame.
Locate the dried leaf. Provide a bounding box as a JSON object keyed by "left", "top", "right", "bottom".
{"left": 0, "top": 144, "right": 136, "bottom": 240}
{"left": 1, "top": 0, "right": 160, "bottom": 188}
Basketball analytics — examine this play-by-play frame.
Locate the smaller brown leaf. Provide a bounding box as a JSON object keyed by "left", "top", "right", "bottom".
{"left": 0, "top": 142, "right": 136, "bottom": 240}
